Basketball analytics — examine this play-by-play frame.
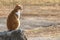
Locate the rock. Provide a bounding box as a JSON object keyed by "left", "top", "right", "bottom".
{"left": 0, "top": 30, "right": 27, "bottom": 40}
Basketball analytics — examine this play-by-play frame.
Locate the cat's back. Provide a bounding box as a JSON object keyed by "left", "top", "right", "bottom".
{"left": 7, "top": 12, "right": 19, "bottom": 30}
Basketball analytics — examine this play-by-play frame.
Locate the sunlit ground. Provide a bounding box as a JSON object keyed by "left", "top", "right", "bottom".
{"left": 0, "top": 4, "right": 60, "bottom": 40}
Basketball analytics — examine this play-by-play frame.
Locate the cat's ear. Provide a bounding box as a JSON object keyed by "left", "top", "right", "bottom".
{"left": 16, "top": 4, "right": 23, "bottom": 9}
{"left": 15, "top": 4, "right": 19, "bottom": 7}
{"left": 16, "top": 4, "right": 22, "bottom": 7}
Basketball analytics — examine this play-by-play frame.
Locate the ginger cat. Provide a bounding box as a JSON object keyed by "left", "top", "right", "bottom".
{"left": 7, "top": 5, "right": 22, "bottom": 31}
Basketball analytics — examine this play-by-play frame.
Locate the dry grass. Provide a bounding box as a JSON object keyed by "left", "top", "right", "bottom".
{"left": 0, "top": 0, "right": 60, "bottom": 39}
{"left": 24, "top": 26, "right": 60, "bottom": 37}
{"left": 0, "top": 0, "right": 60, "bottom": 17}
{"left": 0, "top": 0, "right": 60, "bottom": 5}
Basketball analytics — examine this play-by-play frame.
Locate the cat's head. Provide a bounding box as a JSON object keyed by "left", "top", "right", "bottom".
{"left": 14, "top": 4, "right": 23, "bottom": 11}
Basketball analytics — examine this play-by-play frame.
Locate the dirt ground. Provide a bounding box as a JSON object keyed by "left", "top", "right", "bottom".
{"left": 0, "top": 5, "right": 60, "bottom": 40}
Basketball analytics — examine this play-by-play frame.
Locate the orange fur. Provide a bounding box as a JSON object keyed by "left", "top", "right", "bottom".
{"left": 7, "top": 5, "right": 22, "bottom": 31}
